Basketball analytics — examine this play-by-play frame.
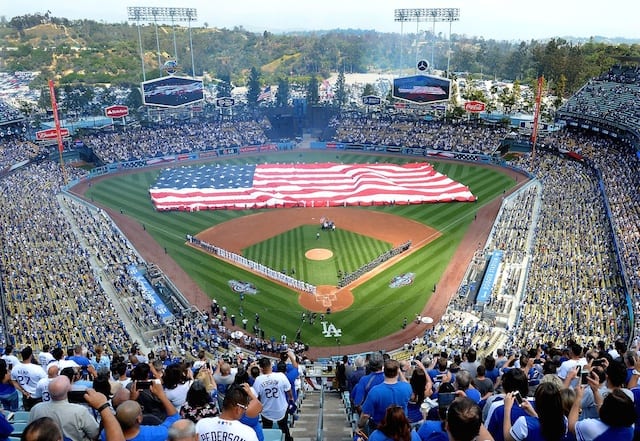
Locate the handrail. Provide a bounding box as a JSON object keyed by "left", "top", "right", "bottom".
{"left": 316, "top": 378, "right": 325, "bottom": 441}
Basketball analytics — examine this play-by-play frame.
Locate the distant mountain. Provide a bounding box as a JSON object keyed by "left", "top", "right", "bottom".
{"left": 559, "top": 35, "right": 640, "bottom": 44}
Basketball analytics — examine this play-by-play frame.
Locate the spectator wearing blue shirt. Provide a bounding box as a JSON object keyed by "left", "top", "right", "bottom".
{"left": 486, "top": 368, "right": 531, "bottom": 441}
{"left": 359, "top": 359, "right": 412, "bottom": 432}
{"left": 0, "top": 411, "right": 13, "bottom": 441}
{"left": 103, "top": 381, "right": 179, "bottom": 441}
{"left": 68, "top": 345, "right": 97, "bottom": 380}
{"left": 503, "top": 382, "right": 568, "bottom": 441}
{"left": 351, "top": 353, "right": 385, "bottom": 414}
{"left": 454, "top": 370, "right": 481, "bottom": 404}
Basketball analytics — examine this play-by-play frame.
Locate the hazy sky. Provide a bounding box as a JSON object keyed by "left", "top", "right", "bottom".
{"left": 4, "top": 0, "right": 639, "bottom": 41}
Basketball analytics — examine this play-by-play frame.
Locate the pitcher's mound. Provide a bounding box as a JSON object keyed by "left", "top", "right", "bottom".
{"left": 305, "top": 248, "right": 333, "bottom": 260}
{"left": 299, "top": 285, "right": 354, "bottom": 312}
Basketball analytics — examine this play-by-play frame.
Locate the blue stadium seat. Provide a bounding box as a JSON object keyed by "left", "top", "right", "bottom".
{"left": 10, "top": 411, "right": 30, "bottom": 423}
{"left": 11, "top": 422, "right": 28, "bottom": 436}
{"left": 263, "top": 428, "right": 284, "bottom": 441}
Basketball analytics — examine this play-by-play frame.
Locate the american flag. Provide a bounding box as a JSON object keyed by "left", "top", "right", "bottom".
{"left": 149, "top": 162, "right": 476, "bottom": 211}
{"left": 258, "top": 85, "right": 271, "bottom": 101}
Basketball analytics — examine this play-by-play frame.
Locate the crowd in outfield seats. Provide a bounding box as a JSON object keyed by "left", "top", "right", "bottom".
{"left": 0, "top": 100, "right": 22, "bottom": 125}
{"left": 85, "top": 119, "right": 271, "bottom": 164}
{"left": 0, "top": 139, "right": 47, "bottom": 172}
{"left": 329, "top": 117, "right": 508, "bottom": 154}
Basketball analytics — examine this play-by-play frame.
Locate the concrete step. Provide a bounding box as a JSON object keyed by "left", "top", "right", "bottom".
{"left": 289, "top": 389, "right": 354, "bottom": 441}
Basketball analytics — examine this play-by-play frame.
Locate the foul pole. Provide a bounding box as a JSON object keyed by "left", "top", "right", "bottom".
{"left": 530, "top": 76, "right": 544, "bottom": 162}
{"left": 48, "top": 79, "right": 67, "bottom": 184}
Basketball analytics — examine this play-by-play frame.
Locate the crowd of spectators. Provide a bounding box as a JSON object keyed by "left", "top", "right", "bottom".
{"left": 84, "top": 118, "right": 271, "bottom": 164}
{"left": 0, "top": 100, "right": 23, "bottom": 125}
{"left": 558, "top": 64, "right": 640, "bottom": 133}
{"left": 344, "top": 341, "right": 640, "bottom": 441}
{"left": 1, "top": 118, "right": 639, "bottom": 368}
{"left": 0, "top": 95, "right": 640, "bottom": 440}
{"left": 328, "top": 115, "right": 508, "bottom": 154}
{"left": 0, "top": 160, "right": 132, "bottom": 353}
{"left": 1, "top": 344, "right": 306, "bottom": 441}
{"left": 387, "top": 129, "right": 638, "bottom": 371}
{"left": 0, "top": 151, "right": 311, "bottom": 366}
{"left": 0, "top": 138, "right": 47, "bottom": 173}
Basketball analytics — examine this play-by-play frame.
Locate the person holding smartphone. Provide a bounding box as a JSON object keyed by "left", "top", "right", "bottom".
{"left": 485, "top": 368, "right": 531, "bottom": 441}
{"left": 503, "top": 382, "right": 567, "bottom": 441}
{"left": 29, "top": 375, "right": 100, "bottom": 441}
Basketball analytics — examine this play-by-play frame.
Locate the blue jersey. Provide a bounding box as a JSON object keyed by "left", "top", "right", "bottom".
{"left": 574, "top": 418, "right": 633, "bottom": 441}
{"left": 369, "top": 429, "right": 421, "bottom": 441}
{"left": 486, "top": 399, "right": 530, "bottom": 441}
{"left": 352, "top": 372, "right": 384, "bottom": 408}
{"left": 362, "top": 381, "right": 413, "bottom": 425}
{"left": 510, "top": 415, "right": 573, "bottom": 441}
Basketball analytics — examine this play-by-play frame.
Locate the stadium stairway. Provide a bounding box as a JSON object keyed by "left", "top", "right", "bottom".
{"left": 290, "top": 389, "right": 353, "bottom": 441}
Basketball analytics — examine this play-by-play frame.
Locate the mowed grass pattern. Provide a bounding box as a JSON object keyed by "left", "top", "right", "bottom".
{"left": 243, "top": 225, "right": 392, "bottom": 286}
{"left": 83, "top": 151, "right": 516, "bottom": 347}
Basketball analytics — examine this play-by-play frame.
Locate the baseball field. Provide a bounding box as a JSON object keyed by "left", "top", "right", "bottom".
{"left": 80, "top": 150, "right": 517, "bottom": 351}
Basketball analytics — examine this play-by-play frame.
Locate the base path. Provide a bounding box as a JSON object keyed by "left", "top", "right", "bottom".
{"left": 197, "top": 207, "right": 437, "bottom": 253}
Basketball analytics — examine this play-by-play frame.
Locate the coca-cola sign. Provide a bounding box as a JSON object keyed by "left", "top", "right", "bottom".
{"left": 464, "top": 101, "right": 486, "bottom": 113}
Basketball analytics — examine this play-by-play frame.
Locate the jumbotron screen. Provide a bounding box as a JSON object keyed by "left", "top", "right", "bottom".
{"left": 393, "top": 74, "right": 451, "bottom": 104}
{"left": 142, "top": 76, "right": 204, "bottom": 108}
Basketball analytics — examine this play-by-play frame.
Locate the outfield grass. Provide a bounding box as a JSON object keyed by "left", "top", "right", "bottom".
{"left": 84, "top": 151, "right": 516, "bottom": 347}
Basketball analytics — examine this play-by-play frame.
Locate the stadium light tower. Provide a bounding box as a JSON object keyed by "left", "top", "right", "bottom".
{"left": 394, "top": 8, "right": 459, "bottom": 75}
{"left": 127, "top": 7, "right": 198, "bottom": 80}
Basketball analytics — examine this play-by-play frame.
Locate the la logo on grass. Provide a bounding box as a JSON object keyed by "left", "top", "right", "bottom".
{"left": 321, "top": 321, "right": 342, "bottom": 337}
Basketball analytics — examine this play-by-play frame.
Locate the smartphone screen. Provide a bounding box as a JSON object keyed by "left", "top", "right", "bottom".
{"left": 581, "top": 370, "right": 589, "bottom": 385}
{"left": 439, "top": 392, "right": 456, "bottom": 407}
{"left": 514, "top": 391, "right": 523, "bottom": 405}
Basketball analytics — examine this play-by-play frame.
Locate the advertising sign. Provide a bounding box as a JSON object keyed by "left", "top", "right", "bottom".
{"left": 216, "top": 97, "right": 235, "bottom": 108}
{"left": 362, "top": 95, "right": 382, "bottom": 105}
{"left": 464, "top": 101, "right": 486, "bottom": 113}
{"left": 36, "top": 127, "right": 69, "bottom": 141}
{"left": 105, "top": 105, "right": 129, "bottom": 118}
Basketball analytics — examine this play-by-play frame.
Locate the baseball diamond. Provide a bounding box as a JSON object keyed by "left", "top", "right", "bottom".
{"left": 76, "top": 150, "right": 521, "bottom": 355}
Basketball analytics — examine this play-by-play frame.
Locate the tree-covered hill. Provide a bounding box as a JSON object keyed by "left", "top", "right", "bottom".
{"left": 1, "top": 12, "right": 640, "bottom": 96}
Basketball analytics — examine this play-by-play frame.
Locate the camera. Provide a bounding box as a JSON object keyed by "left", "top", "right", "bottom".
{"left": 137, "top": 380, "right": 152, "bottom": 390}
{"left": 410, "top": 360, "right": 417, "bottom": 366}
{"left": 438, "top": 392, "right": 456, "bottom": 407}
{"left": 513, "top": 391, "right": 523, "bottom": 405}
{"left": 68, "top": 390, "right": 87, "bottom": 403}
{"left": 435, "top": 374, "right": 444, "bottom": 381}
